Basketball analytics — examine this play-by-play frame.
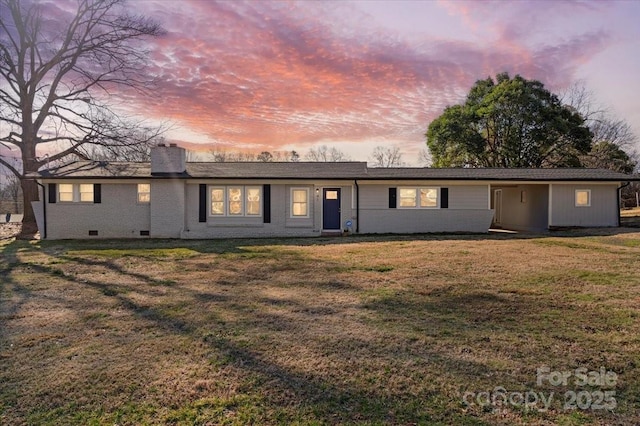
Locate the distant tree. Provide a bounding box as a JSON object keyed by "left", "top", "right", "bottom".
{"left": 418, "top": 148, "right": 432, "bottom": 167}
{"left": 580, "top": 141, "right": 636, "bottom": 174}
{"left": 0, "top": 0, "right": 164, "bottom": 229}
{"left": 305, "top": 145, "right": 351, "bottom": 162}
{"left": 256, "top": 151, "right": 274, "bottom": 162}
{"left": 369, "top": 146, "right": 404, "bottom": 167}
{"left": 0, "top": 172, "right": 21, "bottom": 213}
{"left": 426, "top": 73, "right": 592, "bottom": 168}
{"left": 289, "top": 150, "right": 300, "bottom": 162}
{"left": 561, "top": 81, "right": 638, "bottom": 172}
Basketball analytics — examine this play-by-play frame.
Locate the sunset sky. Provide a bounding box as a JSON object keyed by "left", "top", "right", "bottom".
{"left": 7, "top": 0, "right": 640, "bottom": 165}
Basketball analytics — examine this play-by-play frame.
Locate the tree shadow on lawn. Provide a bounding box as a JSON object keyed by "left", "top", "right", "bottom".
{"left": 0, "top": 240, "right": 506, "bottom": 425}
{"left": 2, "top": 237, "right": 638, "bottom": 424}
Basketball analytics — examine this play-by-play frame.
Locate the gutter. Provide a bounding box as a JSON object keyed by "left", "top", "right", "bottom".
{"left": 35, "top": 181, "right": 47, "bottom": 239}
{"left": 354, "top": 179, "right": 360, "bottom": 233}
{"left": 617, "top": 182, "right": 631, "bottom": 227}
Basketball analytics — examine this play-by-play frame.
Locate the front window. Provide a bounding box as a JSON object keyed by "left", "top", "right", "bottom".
{"left": 399, "top": 188, "right": 417, "bottom": 207}
{"left": 246, "top": 187, "right": 261, "bottom": 215}
{"left": 137, "top": 184, "right": 150, "bottom": 203}
{"left": 291, "top": 188, "right": 309, "bottom": 217}
{"left": 211, "top": 188, "right": 225, "bottom": 215}
{"left": 59, "top": 184, "right": 74, "bottom": 202}
{"left": 399, "top": 187, "right": 439, "bottom": 208}
{"left": 59, "top": 183, "right": 93, "bottom": 202}
{"left": 228, "top": 187, "right": 243, "bottom": 215}
{"left": 79, "top": 184, "right": 94, "bottom": 202}
{"left": 210, "top": 186, "right": 262, "bottom": 216}
{"left": 420, "top": 188, "right": 438, "bottom": 207}
{"left": 575, "top": 189, "right": 591, "bottom": 207}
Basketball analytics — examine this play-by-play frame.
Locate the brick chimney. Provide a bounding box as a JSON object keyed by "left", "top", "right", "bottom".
{"left": 151, "top": 143, "right": 186, "bottom": 174}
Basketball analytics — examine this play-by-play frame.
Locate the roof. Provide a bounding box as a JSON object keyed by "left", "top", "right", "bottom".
{"left": 187, "top": 161, "right": 368, "bottom": 179}
{"left": 364, "top": 167, "right": 636, "bottom": 181}
{"left": 34, "top": 160, "right": 637, "bottom": 182}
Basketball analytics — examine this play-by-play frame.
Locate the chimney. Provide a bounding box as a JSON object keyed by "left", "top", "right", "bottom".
{"left": 151, "top": 143, "right": 186, "bottom": 174}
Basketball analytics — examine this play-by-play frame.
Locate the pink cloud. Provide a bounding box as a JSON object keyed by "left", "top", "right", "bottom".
{"left": 105, "top": 0, "right": 619, "bottom": 156}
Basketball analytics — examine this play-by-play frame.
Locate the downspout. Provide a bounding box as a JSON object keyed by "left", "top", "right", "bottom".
{"left": 617, "top": 182, "right": 630, "bottom": 227}
{"left": 354, "top": 179, "right": 359, "bottom": 233}
{"left": 35, "top": 181, "right": 47, "bottom": 239}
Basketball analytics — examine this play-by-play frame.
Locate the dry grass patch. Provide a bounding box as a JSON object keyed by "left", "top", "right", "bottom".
{"left": 1, "top": 232, "right": 640, "bottom": 425}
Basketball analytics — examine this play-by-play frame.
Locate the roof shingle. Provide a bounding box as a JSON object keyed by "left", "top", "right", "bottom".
{"left": 34, "top": 160, "right": 637, "bottom": 182}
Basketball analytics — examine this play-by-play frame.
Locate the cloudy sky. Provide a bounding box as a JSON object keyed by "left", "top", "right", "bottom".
{"left": 12, "top": 0, "right": 640, "bottom": 165}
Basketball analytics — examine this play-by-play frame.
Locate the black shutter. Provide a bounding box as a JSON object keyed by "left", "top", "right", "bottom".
{"left": 263, "top": 184, "right": 271, "bottom": 223}
{"left": 440, "top": 187, "right": 449, "bottom": 209}
{"left": 94, "top": 184, "right": 101, "bottom": 203}
{"left": 199, "top": 184, "right": 207, "bottom": 223}
{"left": 48, "top": 183, "right": 56, "bottom": 203}
{"left": 388, "top": 188, "right": 397, "bottom": 208}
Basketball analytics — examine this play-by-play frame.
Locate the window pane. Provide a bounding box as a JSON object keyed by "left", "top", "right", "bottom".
{"left": 399, "top": 188, "right": 416, "bottom": 207}
{"left": 293, "top": 189, "right": 307, "bottom": 202}
{"left": 246, "top": 201, "right": 260, "bottom": 215}
{"left": 211, "top": 188, "right": 225, "bottom": 215}
{"left": 325, "top": 190, "right": 338, "bottom": 200}
{"left": 420, "top": 188, "right": 438, "bottom": 207}
{"left": 292, "top": 202, "right": 307, "bottom": 216}
{"left": 576, "top": 190, "right": 590, "bottom": 206}
{"left": 292, "top": 189, "right": 309, "bottom": 216}
{"left": 211, "top": 202, "right": 225, "bottom": 215}
{"left": 211, "top": 188, "right": 224, "bottom": 202}
{"left": 138, "top": 184, "right": 150, "bottom": 203}
{"left": 245, "top": 187, "right": 261, "bottom": 215}
{"left": 59, "top": 184, "right": 73, "bottom": 202}
{"left": 79, "top": 184, "right": 93, "bottom": 202}
{"left": 228, "top": 187, "right": 243, "bottom": 215}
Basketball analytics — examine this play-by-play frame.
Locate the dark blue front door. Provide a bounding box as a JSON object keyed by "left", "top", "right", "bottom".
{"left": 322, "top": 188, "right": 341, "bottom": 230}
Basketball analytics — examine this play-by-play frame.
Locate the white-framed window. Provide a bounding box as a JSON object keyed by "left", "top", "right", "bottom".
{"left": 59, "top": 183, "right": 93, "bottom": 203}
{"left": 399, "top": 187, "right": 439, "bottom": 208}
{"left": 59, "top": 183, "right": 74, "bottom": 202}
{"left": 245, "top": 187, "right": 261, "bottom": 216}
{"left": 575, "top": 189, "right": 591, "bottom": 207}
{"left": 137, "top": 184, "right": 150, "bottom": 203}
{"left": 210, "top": 186, "right": 262, "bottom": 216}
{"left": 79, "top": 184, "right": 94, "bottom": 202}
{"left": 291, "top": 188, "right": 309, "bottom": 217}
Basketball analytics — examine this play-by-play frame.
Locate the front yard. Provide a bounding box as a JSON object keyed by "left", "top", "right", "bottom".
{"left": 1, "top": 230, "right": 639, "bottom": 425}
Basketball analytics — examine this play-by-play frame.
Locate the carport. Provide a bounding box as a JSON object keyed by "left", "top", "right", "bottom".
{"left": 490, "top": 183, "right": 549, "bottom": 231}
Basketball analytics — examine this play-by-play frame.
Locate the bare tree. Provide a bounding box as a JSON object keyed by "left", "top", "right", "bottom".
{"left": 561, "top": 81, "right": 639, "bottom": 167}
{"left": 0, "top": 172, "right": 21, "bottom": 213}
{"left": 369, "top": 146, "right": 404, "bottom": 167}
{"left": 305, "top": 145, "right": 351, "bottom": 162}
{"left": 0, "top": 0, "right": 164, "bottom": 228}
{"left": 419, "top": 148, "right": 432, "bottom": 167}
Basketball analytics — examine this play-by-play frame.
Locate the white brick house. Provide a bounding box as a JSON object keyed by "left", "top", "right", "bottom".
{"left": 31, "top": 145, "right": 637, "bottom": 239}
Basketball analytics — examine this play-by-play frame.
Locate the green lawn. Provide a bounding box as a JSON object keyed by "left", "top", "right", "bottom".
{"left": 1, "top": 231, "right": 639, "bottom": 425}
